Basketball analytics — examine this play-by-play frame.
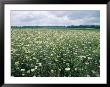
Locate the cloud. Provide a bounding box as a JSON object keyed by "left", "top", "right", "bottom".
{"left": 11, "top": 10, "right": 100, "bottom": 26}
{"left": 67, "top": 11, "right": 100, "bottom": 20}
{"left": 48, "top": 11, "right": 67, "bottom": 17}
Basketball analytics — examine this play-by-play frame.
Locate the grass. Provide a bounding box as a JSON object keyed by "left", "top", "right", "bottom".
{"left": 11, "top": 28, "right": 100, "bottom": 77}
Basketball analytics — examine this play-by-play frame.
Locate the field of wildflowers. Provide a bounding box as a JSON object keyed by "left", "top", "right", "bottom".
{"left": 11, "top": 29, "right": 100, "bottom": 77}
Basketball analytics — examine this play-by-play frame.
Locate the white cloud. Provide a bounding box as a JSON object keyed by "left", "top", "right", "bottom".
{"left": 11, "top": 10, "right": 100, "bottom": 26}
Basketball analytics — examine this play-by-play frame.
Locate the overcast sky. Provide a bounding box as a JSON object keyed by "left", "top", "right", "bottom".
{"left": 11, "top": 10, "right": 100, "bottom": 26}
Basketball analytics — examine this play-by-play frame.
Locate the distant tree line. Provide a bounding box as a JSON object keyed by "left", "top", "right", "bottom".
{"left": 11, "top": 26, "right": 39, "bottom": 29}
{"left": 11, "top": 25, "right": 100, "bottom": 29}
{"left": 11, "top": 26, "right": 65, "bottom": 29}
{"left": 66, "top": 25, "right": 100, "bottom": 29}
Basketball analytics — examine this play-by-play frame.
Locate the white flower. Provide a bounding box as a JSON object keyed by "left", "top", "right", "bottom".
{"left": 79, "top": 56, "right": 86, "bottom": 58}
{"left": 22, "top": 74, "right": 25, "bottom": 76}
{"left": 91, "top": 70, "right": 96, "bottom": 74}
{"left": 82, "top": 50, "right": 84, "bottom": 52}
{"left": 82, "top": 44, "right": 85, "bottom": 46}
{"left": 88, "top": 42, "right": 91, "bottom": 44}
{"left": 21, "top": 69, "right": 25, "bottom": 72}
{"left": 81, "top": 68, "right": 84, "bottom": 70}
{"left": 65, "top": 68, "right": 70, "bottom": 71}
{"left": 75, "top": 68, "right": 77, "bottom": 71}
{"left": 37, "top": 41, "right": 42, "bottom": 44}
{"left": 26, "top": 44, "right": 30, "bottom": 46}
{"left": 51, "top": 54, "right": 53, "bottom": 56}
{"left": 73, "top": 48, "right": 75, "bottom": 50}
{"left": 33, "top": 57, "right": 36, "bottom": 60}
{"left": 85, "top": 62, "right": 89, "bottom": 65}
{"left": 26, "top": 56, "right": 29, "bottom": 59}
{"left": 27, "top": 70, "right": 30, "bottom": 73}
{"left": 59, "top": 69, "right": 61, "bottom": 71}
{"left": 36, "top": 59, "right": 39, "bottom": 62}
{"left": 55, "top": 59, "right": 58, "bottom": 62}
{"left": 88, "top": 57, "right": 92, "bottom": 60}
{"left": 48, "top": 62, "right": 52, "bottom": 64}
{"left": 88, "top": 54, "right": 91, "bottom": 56}
{"left": 39, "top": 63, "right": 42, "bottom": 66}
{"left": 15, "top": 61, "right": 19, "bottom": 65}
{"left": 85, "top": 47, "right": 87, "bottom": 49}
{"left": 35, "top": 66, "right": 38, "bottom": 69}
{"left": 76, "top": 46, "right": 78, "bottom": 48}
{"left": 74, "top": 53, "right": 77, "bottom": 55}
{"left": 51, "top": 70, "right": 54, "bottom": 73}
{"left": 31, "top": 69, "right": 35, "bottom": 72}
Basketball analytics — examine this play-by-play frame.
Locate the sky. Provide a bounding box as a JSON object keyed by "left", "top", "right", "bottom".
{"left": 11, "top": 10, "right": 100, "bottom": 26}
